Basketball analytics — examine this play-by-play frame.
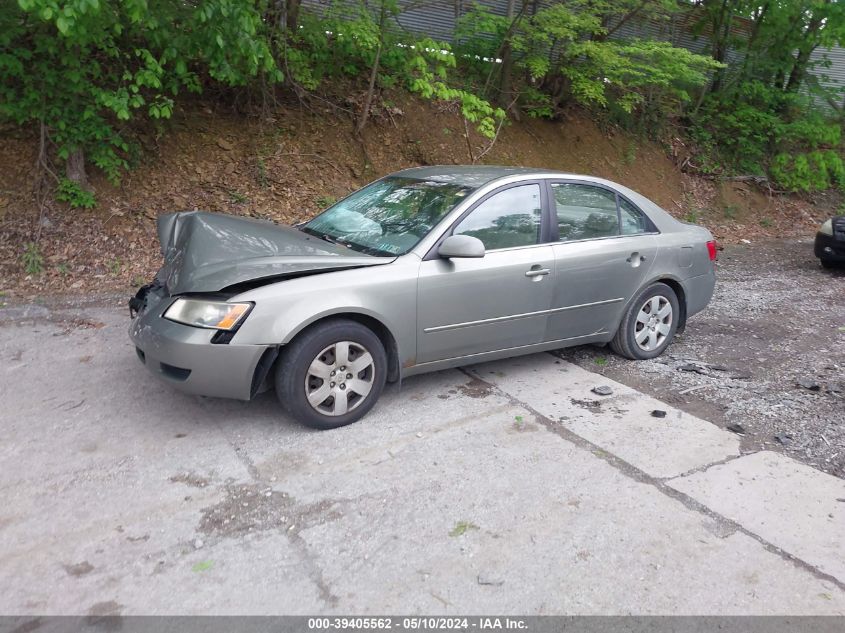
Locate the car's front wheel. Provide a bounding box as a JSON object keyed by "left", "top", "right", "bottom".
{"left": 610, "top": 282, "right": 680, "bottom": 360}
{"left": 275, "top": 319, "right": 387, "bottom": 430}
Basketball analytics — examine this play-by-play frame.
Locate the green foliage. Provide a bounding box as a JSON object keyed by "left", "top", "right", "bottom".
{"left": 21, "top": 242, "right": 44, "bottom": 275}
{"left": 284, "top": 2, "right": 504, "bottom": 138}
{"left": 453, "top": 3, "right": 509, "bottom": 83}
{"left": 770, "top": 150, "right": 845, "bottom": 192}
{"left": 456, "top": 1, "right": 719, "bottom": 132}
{"left": 2, "top": 0, "right": 281, "bottom": 183}
{"left": 692, "top": 82, "right": 845, "bottom": 190}
{"left": 56, "top": 177, "right": 96, "bottom": 208}
{"left": 316, "top": 195, "right": 337, "bottom": 208}
{"left": 5, "top": 0, "right": 844, "bottom": 195}
{"left": 449, "top": 521, "right": 479, "bottom": 537}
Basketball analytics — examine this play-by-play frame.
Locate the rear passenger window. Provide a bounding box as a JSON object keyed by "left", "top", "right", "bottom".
{"left": 552, "top": 183, "right": 618, "bottom": 241}
{"left": 619, "top": 197, "right": 649, "bottom": 235}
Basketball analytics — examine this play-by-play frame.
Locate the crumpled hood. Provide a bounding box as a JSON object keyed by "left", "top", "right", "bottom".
{"left": 156, "top": 211, "right": 392, "bottom": 294}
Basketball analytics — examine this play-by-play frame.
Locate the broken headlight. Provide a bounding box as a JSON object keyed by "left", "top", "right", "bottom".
{"left": 164, "top": 299, "right": 252, "bottom": 330}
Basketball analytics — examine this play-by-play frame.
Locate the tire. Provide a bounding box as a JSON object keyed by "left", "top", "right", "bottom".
{"left": 275, "top": 319, "right": 387, "bottom": 430}
{"left": 820, "top": 258, "right": 837, "bottom": 269}
{"left": 610, "top": 282, "right": 680, "bottom": 360}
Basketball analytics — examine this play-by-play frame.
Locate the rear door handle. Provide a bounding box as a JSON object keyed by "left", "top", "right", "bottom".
{"left": 626, "top": 253, "right": 647, "bottom": 264}
{"left": 525, "top": 267, "right": 551, "bottom": 278}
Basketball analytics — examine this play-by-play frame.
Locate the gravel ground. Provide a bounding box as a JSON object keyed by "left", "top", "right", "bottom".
{"left": 560, "top": 238, "right": 845, "bottom": 479}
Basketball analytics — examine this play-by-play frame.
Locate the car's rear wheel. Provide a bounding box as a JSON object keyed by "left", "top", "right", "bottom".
{"left": 610, "top": 282, "right": 679, "bottom": 360}
{"left": 275, "top": 319, "right": 387, "bottom": 430}
{"left": 820, "top": 258, "right": 837, "bottom": 269}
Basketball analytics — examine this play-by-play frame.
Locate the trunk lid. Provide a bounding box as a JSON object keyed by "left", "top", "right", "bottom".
{"left": 156, "top": 211, "right": 392, "bottom": 294}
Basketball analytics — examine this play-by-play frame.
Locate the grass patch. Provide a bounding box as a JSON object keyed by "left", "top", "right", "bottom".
{"left": 192, "top": 560, "right": 214, "bottom": 572}
{"left": 449, "top": 521, "right": 479, "bottom": 537}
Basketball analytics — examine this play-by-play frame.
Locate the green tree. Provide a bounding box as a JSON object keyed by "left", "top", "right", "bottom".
{"left": 1, "top": 0, "right": 280, "bottom": 186}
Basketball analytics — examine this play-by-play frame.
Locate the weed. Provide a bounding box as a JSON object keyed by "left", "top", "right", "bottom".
{"left": 624, "top": 142, "right": 637, "bottom": 165}
{"left": 759, "top": 217, "right": 773, "bottom": 228}
{"left": 56, "top": 178, "right": 96, "bottom": 209}
{"left": 57, "top": 263, "right": 70, "bottom": 276}
{"left": 683, "top": 210, "right": 699, "bottom": 223}
{"left": 316, "top": 195, "right": 337, "bottom": 209}
{"left": 22, "top": 242, "right": 44, "bottom": 275}
{"left": 443, "top": 127, "right": 452, "bottom": 136}
{"left": 229, "top": 190, "right": 248, "bottom": 204}
{"left": 514, "top": 414, "right": 525, "bottom": 430}
{"left": 723, "top": 204, "right": 738, "bottom": 219}
{"left": 256, "top": 158, "right": 268, "bottom": 188}
{"left": 132, "top": 275, "right": 147, "bottom": 287}
{"left": 594, "top": 356, "right": 607, "bottom": 366}
{"left": 449, "top": 521, "right": 479, "bottom": 537}
{"left": 107, "top": 258, "right": 122, "bottom": 275}
{"left": 191, "top": 560, "right": 214, "bottom": 572}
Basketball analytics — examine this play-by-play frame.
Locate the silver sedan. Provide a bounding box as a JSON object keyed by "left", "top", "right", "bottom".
{"left": 129, "top": 166, "right": 717, "bottom": 429}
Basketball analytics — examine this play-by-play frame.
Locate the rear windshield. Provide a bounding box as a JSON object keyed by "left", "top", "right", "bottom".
{"left": 302, "top": 176, "right": 474, "bottom": 256}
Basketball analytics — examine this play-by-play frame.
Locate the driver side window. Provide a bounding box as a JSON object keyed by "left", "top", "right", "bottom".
{"left": 454, "top": 184, "right": 542, "bottom": 250}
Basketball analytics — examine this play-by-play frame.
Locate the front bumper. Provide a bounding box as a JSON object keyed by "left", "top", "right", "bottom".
{"left": 814, "top": 232, "right": 845, "bottom": 262}
{"left": 128, "top": 287, "right": 272, "bottom": 401}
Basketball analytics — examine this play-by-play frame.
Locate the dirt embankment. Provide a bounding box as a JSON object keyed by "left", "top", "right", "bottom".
{"left": 0, "top": 95, "right": 837, "bottom": 297}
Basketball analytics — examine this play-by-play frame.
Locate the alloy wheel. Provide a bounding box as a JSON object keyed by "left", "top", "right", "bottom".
{"left": 634, "top": 295, "right": 673, "bottom": 352}
{"left": 304, "top": 341, "right": 375, "bottom": 416}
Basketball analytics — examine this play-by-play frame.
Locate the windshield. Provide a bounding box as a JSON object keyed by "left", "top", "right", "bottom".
{"left": 302, "top": 177, "right": 474, "bottom": 256}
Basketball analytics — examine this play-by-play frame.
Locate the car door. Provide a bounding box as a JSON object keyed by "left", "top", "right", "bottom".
{"left": 545, "top": 181, "right": 659, "bottom": 342}
{"left": 417, "top": 182, "right": 555, "bottom": 364}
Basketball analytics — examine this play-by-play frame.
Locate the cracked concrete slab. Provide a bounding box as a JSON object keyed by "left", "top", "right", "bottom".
{"left": 0, "top": 307, "right": 843, "bottom": 615}
{"left": 668, "top": 451, "right": 845, "bottom": 584}
{"left": 468, "top": 354, "right": 741, "bottom": 478}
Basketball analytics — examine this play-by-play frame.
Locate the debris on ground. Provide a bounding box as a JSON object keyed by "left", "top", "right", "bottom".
{"left": 726, "top": 423, "right": 746, "bottom": 435}
{"left": 651, "top": 410, "right": 667, "bottom": 418}
{"left": 591, "top": 385, "right": 613, "bottom": 396}
{"left": 678, "top": 363, "right": 708, "bottom": 375}
{"left": 798, "top": 378, "right": 822, "bottom": 392}
{"left": 476, "top": 575, "right": 505, "bottom": 586}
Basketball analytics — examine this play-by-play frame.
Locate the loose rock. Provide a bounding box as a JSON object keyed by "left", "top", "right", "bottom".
{"left": 726, "top": 423, "right": 746, "bottom": 435}
{"left": 797, "top": 378, "right": 821, "bottom": 392}
{"left": 651, "top": 410, "right": 667, "bottom": 418}
{"left": 591, "top": 385, "right": 613, "bottom": 396}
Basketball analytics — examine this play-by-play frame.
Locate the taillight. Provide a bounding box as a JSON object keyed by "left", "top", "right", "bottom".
{"left": 706, "top": 240, "right": 718, "bottom": 262}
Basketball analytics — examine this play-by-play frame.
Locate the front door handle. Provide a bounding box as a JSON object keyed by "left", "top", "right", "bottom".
{"left": 626, "top": 252, "right": 647, "bottom": 266}
{"left": 525, "top": 267, "right": 551, "bottom": 278}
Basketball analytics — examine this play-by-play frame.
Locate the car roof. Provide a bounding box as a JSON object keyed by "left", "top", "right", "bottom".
{"left": 394, "top": 165, "right": 629, "bottom": 189}
{"left": 394, "top": 165, "right": 556, "bottom": 188}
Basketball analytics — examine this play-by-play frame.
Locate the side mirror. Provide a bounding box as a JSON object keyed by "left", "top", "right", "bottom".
{"left": 438, "top": 234, "right": 485, "bottom": 259}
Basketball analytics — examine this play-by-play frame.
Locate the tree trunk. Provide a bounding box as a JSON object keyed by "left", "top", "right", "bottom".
{"left": 356, "top": 42, "right": 382, "bottom": 135}
{"left": 497, "top": 0, "right": 517, "bottom": 106}
{"left": 285, "top": 0, "right": 301, "bottom": 33}
{"left": 785, "top": 45, "right": 816, "bottom": 93}
{"left": 707, "top": 0, "right": 734, "bottom": 94}
{"left": 65, "top": 148, "right": 89, "bottom": 189}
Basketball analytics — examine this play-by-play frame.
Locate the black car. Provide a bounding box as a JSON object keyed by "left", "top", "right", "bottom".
{"left": 815, "top": 216, "right": 845, "bottom": 268}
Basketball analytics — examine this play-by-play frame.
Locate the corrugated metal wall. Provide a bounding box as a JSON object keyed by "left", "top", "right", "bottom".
{"left": 300, "top": 0, "right": 845, "bottom": 106}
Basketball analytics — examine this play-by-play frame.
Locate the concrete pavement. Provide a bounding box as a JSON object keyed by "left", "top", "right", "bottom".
{"left": 0, "top": 304, "right": 843, "bottom": 615}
